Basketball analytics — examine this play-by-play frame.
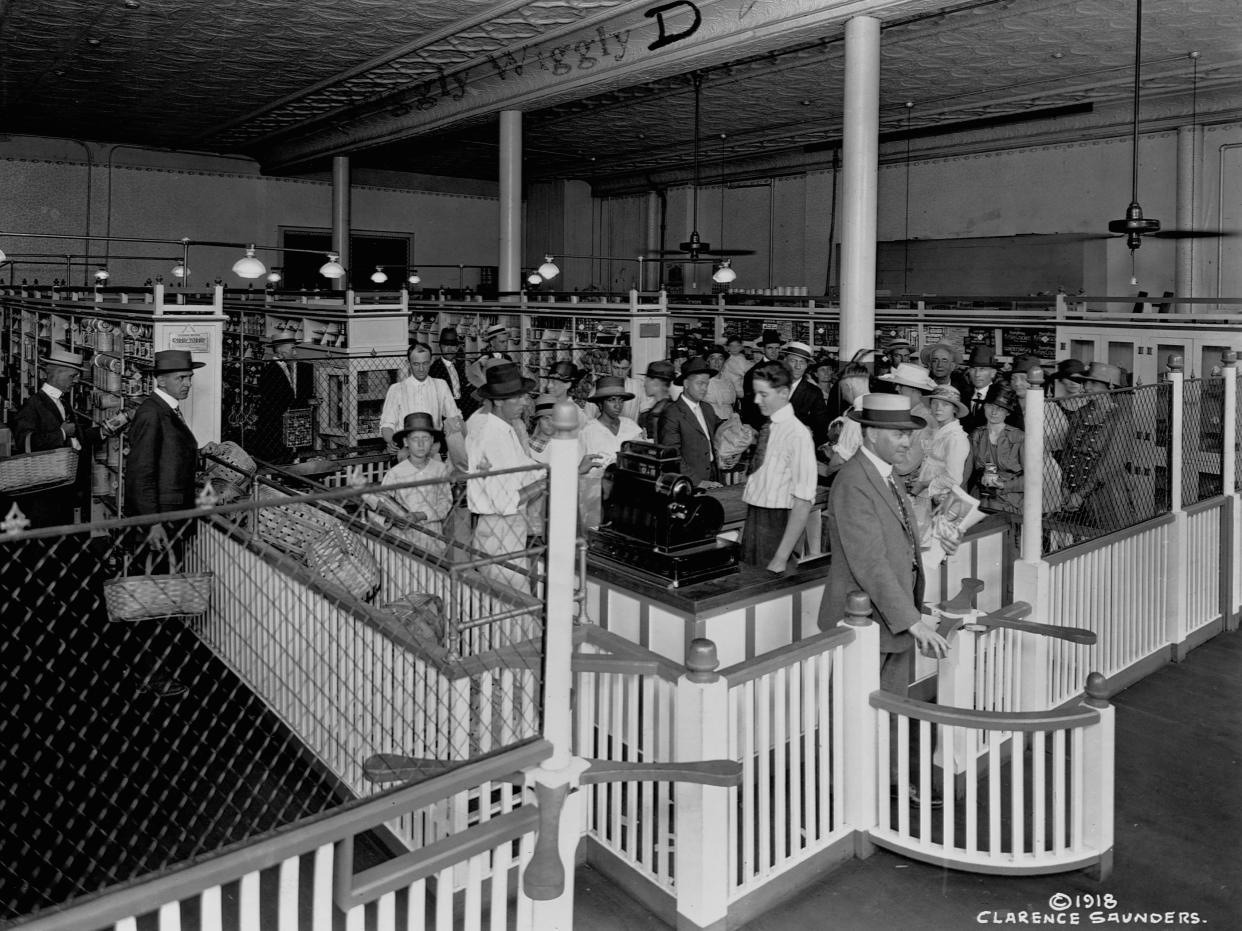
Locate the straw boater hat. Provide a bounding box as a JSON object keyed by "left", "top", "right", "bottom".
{"left": 41, "top": 343, "right": 87, "bottom": 372}
{"left": 149, "top": 349, "right": 205, "bottom": 374}
{"left": 477, "top": 361, "right": 536, "bottom": 400}
{"left": 675, "top": 357, "right": 713, "bottom": 385}
{"left": 885, "top": 337, "right": 913, "bottom": 351}
{"left": 965, "top": 345, "right": 998, "bottom": 368}
{"left": 533, "top": 393, "right": 558, "bottom": 416}
{"left": 483, "top": 323, "right": 509, "bottom": 341}
{"left": 780, "top": 341, "right": 815, "bottom": 364}
{"left": 847, "top": 393, "right": 928, "bottom": 430}
{"left": 392, "top": 411, "right": 442, "bottom": 445}
{"left": 925, "top": 384, "right": 968, "bottom": 418}
{"left": 1078, "top": 361, "right": 1123, "bottom": 388}
{"left": 588, "top": 375, "right": 635, "bottom": 402}
{"left": 269, "top": 333, "right": 298, "bottom": 347}
{"left": 877, "top": 362, "right": 936, "bottom": 391}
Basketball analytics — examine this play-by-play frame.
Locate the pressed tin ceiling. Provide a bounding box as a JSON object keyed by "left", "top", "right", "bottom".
{"left": 1, "top": 0, "right": 1239, "bottom": 189}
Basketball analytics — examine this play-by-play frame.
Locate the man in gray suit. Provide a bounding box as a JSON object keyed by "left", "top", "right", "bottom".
{"left": 818, "top": 393, "right": 950, "bottom": 695}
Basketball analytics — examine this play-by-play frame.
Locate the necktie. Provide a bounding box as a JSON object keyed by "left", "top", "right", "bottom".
{"left": 283, "top": 361, "right": 296, "bottom": 394}
{"left": 887, "top": 473, "right": 916, "bottom": 544}
{"left": 749, "top": 422, "right": 771, "bottom": 474}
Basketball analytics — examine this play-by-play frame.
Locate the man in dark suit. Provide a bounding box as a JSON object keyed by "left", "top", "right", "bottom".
{"left": 658, "top": 356, "right": 722, "bottom": 487}
{"left": 959, "top": 344, "right": 999, "bottom": 434}
{"left": 252, "top": 334, "right": 312, "bottom": 463}
{"left": 817, "top": 393, "right": 950, "bottom": 696}
{"left": 12, "top": 343, "right": 108, "bottom": 528}
{"left": 780, "top": 341, "right": 830, "bottom": 451}
{"left": 428, "top": 326, "right": 475, "bottom": 419}
{"left": 125, "top": 350, "right": 204, "bottom": 536}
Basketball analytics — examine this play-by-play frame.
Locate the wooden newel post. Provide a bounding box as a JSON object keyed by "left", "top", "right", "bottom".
{"left": 1222, "top": 352, "right": 1237, "bottom": 632}
{"left": 1081, "top": 672, "right": 1115, "bottom": 881}
{"left": 522, "top": 398, "right": 590, "bottom": 926}
{"left": 1164, "top": 357, "right": 1191, "bottom": 652}
{"left": 1167, "top": 355, "right": 1185, "bottom": 513}
{"left": 838, "top": 592, "right": 880, "bottom": 856}
{"left": 675, "top": 638, "right": 731, "bottom": 930}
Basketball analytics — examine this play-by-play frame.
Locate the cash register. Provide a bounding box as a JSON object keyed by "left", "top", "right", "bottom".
{"left": 587, "top": 440, "right": 739, "bottom": 587}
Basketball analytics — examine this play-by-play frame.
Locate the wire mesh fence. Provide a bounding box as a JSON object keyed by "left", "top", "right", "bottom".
{"left": 0, "top": 462, "right": 549, "bottom": 921}
{"left": 1182, "top": 377, "right": 1226, "bottom": 506}
{"left": 1043, "top": 381, "right": 1171, "bottom": 554}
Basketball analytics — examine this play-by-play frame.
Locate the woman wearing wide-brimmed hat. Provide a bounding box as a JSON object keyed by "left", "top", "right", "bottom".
{"left": 966, "top": 383, "right": 1027, "bottom": 515}
{"left": 1045, "top": 357, "right": 1090, "bottom": 460}
{"left": 464, "top": 362, "right": 541, "bottom": 591}
{"left": 578, "top": 376, "right": 643, "bottom": 528}
{"left": 909, "top": 385, "right": 971, "bottom": 520}
{"left": 637, "top": 359, "right": 676, "bottom": 436}
{"left": 1057, "top": 362, "right": 1140, "bottom": 532}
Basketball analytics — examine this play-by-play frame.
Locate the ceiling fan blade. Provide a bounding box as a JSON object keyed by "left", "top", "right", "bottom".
{"left": 1152, "top": 228, "right": 1239, "bottom": 240}
{"left": 703, "top": 248, "right": 756, "bottom": 256}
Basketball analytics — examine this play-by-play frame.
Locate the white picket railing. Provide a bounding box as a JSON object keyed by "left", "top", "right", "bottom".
{"left": 870, "top": 685, "right": 1113, "bottom": 878}
{"left": 572, "top": 630, "right": 681, "bottom": 895}
{"left": 9, "top": 742, "right": 551, "bottom": 931}
{"left": 1041, "top": 519, "right": 1171, "bottom": 708}
{"left": 721, "top": 629, "right": 852, "bottom": 900}
{"left": 1183, "top": 497, "right": 1226, "bottom": 637}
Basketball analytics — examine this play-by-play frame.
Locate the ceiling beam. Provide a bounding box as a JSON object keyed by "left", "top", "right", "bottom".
{"left": 257, "top": 0, "right": 926, "bottom": 172}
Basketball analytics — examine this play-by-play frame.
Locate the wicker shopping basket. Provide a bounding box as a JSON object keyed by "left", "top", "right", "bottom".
{"left": 0, "top": 435, "right": 78, "bottom": 495}
{"left": 252, "top": 484, "right": 345, "bottom": 554}
{"left": 104, "top": 551, "right": 214, "bottom": 621}
{"left": 306, "top": 524, "right": 381, "bottom": 602}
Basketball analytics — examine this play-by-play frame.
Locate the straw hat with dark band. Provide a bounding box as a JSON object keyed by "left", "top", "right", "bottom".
{"left": 847, "top": 393, "right": 927, "bottom": 430}
{"left": 148, "top": 349, "right": 206, "bottom": 374}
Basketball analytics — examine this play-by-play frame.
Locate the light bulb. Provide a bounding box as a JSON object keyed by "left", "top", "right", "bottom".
{"left": 407, "top": 270, "right": 421, "bottom": 285}
{"left": 538, "top": 256, "right": 560, "bottom": 280}
{"left": 232, "top": 245, "right": 266, "bottom": 279}
{"left": 370, "top": 266, "right": 388, "bottom": 284}
{"left": 319, "top": 253, "right": 345, "bottom": 279}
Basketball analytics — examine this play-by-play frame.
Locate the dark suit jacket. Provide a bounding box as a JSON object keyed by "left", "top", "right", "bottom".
{"left": 124, "top": 394, "right": 199, "bottom": 517}
{"left": 789, "top": 376, "right": 830, "bottom": 449}
{"left": 429, "top": 356, "right": 475, "bottom": 419}
{"left": 657, "top": 396, "right": 720, "bottom": 486}
{"left": 818, "top": 452, "right": 924, "bottom": 654}
{"left": 12, "top": 389, "right": 102, "bottom": 527}
{"left": 252, "top": 360, "right": 313, "bottom": 461}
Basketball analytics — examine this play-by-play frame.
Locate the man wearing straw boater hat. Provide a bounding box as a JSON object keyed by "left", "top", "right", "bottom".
{"left": 781, "top": 341, "right": 831, "bottom": 451}
{"left": 818, "top": 394, "right": 953, "bottom": 697}
{"left": 253, "top": 333, "right": 313, "bottom": 464}
{"left": 465, "top": 361, "right": 540, "bottom": 591}
{"left": 658, "top": 358, "right": 722, "bottom": 488}
{"left": 12, "top": 342, "right": 111, "bottom": 528}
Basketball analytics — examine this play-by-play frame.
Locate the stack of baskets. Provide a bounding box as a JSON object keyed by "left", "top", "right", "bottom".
{"left": 202, "top": 441, "right": 257, "bottom": 502}
{"left": 254, "top": 485, "right": 380, "bottom": 602}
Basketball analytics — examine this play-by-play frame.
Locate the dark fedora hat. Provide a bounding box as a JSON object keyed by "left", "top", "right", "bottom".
{"left": 438, "top": 326, "right": 460, "bottom": 345}
{"left": 983, "top": 381, "right": 1021, "bottom": 414}
{"left": 645, "top": 360, "right": 676, "bottom": 381}
{"left": 393, "top": 411, "right": 441, "bottom": 445}
{"left": 149, "top": 349, "right": 205, "bottom": 374}
{"left": 965, "top": 344, "right": 998, "bottom": 368}
{"left": 1051, "top": 358, "right": 1089, "bottom": 381}
{"left": 761, "top": 330, "right": 784, "bottom": 346}
{"left": 675, "top": 356, "right": 713, "bottom": 385}
{"left": 847, "top": 393, "right": 927, "bottom": 430}
{"left": 477, "top": 361, "right": 536, "bottom": 400}
{"left": 1010, "top": 355, "right": 1044, "bottom": 377}
{"left": 589, "top": 376, "right": 635, "bottom": 402}
{"left": 544, "top": 360, "right": 581, "bottom": 382}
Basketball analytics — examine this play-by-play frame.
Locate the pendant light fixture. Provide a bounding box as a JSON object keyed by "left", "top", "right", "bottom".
{"left": 370, "top": 265, "right": 388, "bottom": 284}
{"left": 0, "top": 247, "right": 7, "bottom": 264}
{"left": 407, "top": 269, "right": 421, "bottom": 285}
{"left": 170, "top": 261, "right": 190, "bottom": 279}
{"left": 319, "top": 253, "right": 345, "bottom": 279}
{"left": 94, "top": 266, "right": 110, "bottom": 282}
{"left": 712, "top": 259, "right": 737, "bottom": 284}
{"left": 538, "top": 255, "right": 560, "bottom": 280}
{"left": 232, "top": 245, "right": 266, "bottom": 279}
{"left": 527, "top": 271, "right": 543, "bottom": 286}
{"left": 1107, "top": 0, "right": 1160, "bottom": 254}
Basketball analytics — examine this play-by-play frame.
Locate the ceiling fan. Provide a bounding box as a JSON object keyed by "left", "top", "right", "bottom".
{"left": 648, "top": 73, "right": 755, "bottom": 263}
{"left": 1105, "top": 0, "right": 1233, "bottom": 250}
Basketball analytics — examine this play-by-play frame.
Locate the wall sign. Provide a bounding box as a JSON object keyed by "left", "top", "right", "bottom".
{"left": 168, "top": 330, "right": 210, "bottom": 354}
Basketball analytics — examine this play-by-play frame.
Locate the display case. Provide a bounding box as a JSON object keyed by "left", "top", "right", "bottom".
{"left": 0, "top": 283, "right": 225, "bottom": 517}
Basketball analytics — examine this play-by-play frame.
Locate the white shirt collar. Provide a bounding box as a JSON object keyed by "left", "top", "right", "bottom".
{"left": 769, "top": 402, "right": 795, "bottom": 424}
{"left": 153, "top": 387, "right": 180, "bottom": 411}
{"left": 859, "top": 443, "right": 894, "bottom": 479}
{"left": 41, "top": 382, "right": 64, "bottom": 402}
